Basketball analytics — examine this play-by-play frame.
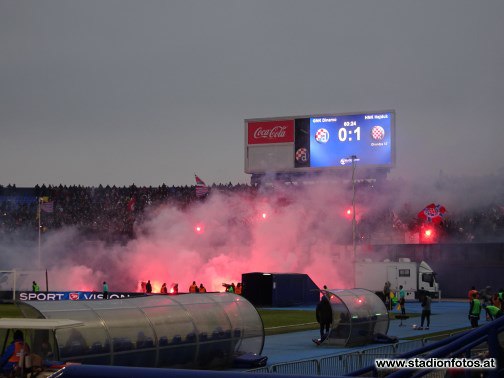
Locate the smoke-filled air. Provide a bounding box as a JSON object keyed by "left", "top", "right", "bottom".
{"left": 2, "top": 173, "right": 504, "bottom": 293}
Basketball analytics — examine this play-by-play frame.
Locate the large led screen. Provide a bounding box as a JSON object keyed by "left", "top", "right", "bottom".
{"left": 245, "top": 110, "right": 395, "bottom": 174}
{"left": 305, "top": 111, "right": 394, "bottom": 169}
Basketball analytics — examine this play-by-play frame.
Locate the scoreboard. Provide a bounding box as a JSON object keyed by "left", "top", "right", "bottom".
{"left": 245, "top": 110, "right": 395, "bottom": 174}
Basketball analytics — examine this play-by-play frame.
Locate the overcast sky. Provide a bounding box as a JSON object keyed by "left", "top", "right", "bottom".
{"left": 1, "top": 0, "right": 503, "bottom": 188}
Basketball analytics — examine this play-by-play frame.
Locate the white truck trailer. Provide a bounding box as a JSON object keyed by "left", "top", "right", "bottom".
{"left": 355, "top": 258, "right": 440, "bottom": 300}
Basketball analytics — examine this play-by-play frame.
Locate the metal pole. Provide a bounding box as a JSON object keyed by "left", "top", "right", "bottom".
{"left": 12, "top": 269, "right": 16, "bottom": 302}
{"left": 351, "top": 155, "right": 357, "bottom": 288}
{"left": 38, "top": 198, "right": 42, "bottom": 269}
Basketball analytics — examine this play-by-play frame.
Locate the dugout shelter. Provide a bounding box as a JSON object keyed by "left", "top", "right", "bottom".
{"left": 320, "top": 288, "right": 389, "bottom": 346}
{"left": 15, "top": 293, "right": 264, "bottom": 369}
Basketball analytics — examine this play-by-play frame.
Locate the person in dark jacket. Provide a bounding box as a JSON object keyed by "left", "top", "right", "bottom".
{"left": 102, "top": 281, "right": 109, "bottom": 299}
{"left": 418, "top": 293, "right": 431, "bottom": 330}
{"left": 316, "top": 295, "right": 332, "bottom": 340}
{"left": 469, "top": 292, "right": 482, "bottom": 328}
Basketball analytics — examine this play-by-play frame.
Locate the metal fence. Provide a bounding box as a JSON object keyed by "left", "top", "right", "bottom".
{"left": 271, "top": 360, "right": 319, "bottom": 376}
{"left": 247, "top": 331, "right": 465, "bottom": 376}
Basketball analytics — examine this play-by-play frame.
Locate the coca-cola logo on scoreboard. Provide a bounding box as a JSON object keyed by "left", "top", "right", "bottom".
{"left": 248, "top": 119, "right": 294, "bottom": 144}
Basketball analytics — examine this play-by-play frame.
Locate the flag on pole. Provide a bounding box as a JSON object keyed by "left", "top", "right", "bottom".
{"left": 195, "top": 174, "right": 209, "bottom": 198}
{"left": 40, "top": 201, "right": 54, "bottom": 213}
{"left": 39, "top": 197, "right": 54, "bottom": 213}
{"left": 418, "top": 203, "right": 446, "bottom": 224}
{"left": 391, "top": 210, "right": 405, "bottom": 230}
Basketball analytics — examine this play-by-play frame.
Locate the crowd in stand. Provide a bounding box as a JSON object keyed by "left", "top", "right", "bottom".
{"left": 1, "top": 181, "right": 504, "bottom": 244}
{"left": 0, "top": 183, "right": 256, "bottom": 243}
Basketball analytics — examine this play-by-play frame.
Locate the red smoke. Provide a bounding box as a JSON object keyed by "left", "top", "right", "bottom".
{"left": 13, "top": 176, "right": 463, "bottom": 293}
{"left": 33, "top": 182, "right": 358, "bottom": 292}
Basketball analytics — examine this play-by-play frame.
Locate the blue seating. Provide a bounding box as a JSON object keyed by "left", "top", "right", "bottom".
{"left": 137, "top": 337, "right": 154, "bottom": 348}
{"left": 170, "top": 335, "right": 182, "bottom": 345}
{"left": 113, "top": 338, "right": 133, "bottom": 352}
{"left": 199, "top": 332, "right": 208, "bottom": 342}
{"left": 185, "top": 332, "right": 196, "bottom": 343}
{"left": 212, "top": 328, "right": 231, "bottom": 340}
{"left": 158, "top": 336, "right": 169, "bottom": 346}
{"left": 61, "top": 343, "right": 87, "bottom": 357}
{"left": 90, "top": 342, "right": 103, "bottom": 354}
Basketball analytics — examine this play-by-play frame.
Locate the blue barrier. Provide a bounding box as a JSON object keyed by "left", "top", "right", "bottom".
{"left": 347, "top": 315, "right": 504, "bottom": 378}
{"left": 46, "top": 364, "right": 340, "bottom": 377}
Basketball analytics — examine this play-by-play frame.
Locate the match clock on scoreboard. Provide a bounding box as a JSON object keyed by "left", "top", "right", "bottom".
{"left": 309, "top": 112, "right": 393, "bottom": 168}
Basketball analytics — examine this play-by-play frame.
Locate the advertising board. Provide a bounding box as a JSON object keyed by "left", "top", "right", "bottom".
{"left": 247, "top": 119, "right": 294, "bottom": 145}
{"left": 13, "top": 291, "right": 147, "bottom": 301}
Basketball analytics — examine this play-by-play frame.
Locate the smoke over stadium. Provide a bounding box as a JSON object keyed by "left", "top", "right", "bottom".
{"left": 2, "top": 172, "right": 504, "bottom": 294}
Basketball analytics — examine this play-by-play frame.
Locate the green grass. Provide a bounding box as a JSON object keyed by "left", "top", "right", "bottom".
{"left": 1, "top": 304, "right": 319, "bottom": 336}
{"left": 403, "top": 327, "right": 470, "bottom": 340}
{"left": 257, "top": 309, "right": 319, "bottom": 335}
{"left": 0, "top": 303, "right": 23, "bottom": 318}
{"left": 388, "top": 312, "right": 420, "bottom": 319}
{"left": 0, "top": 304, "right": 320, "bottom": 335}
{"left": 0, "top": 304, "right": 432, "bottom": 338}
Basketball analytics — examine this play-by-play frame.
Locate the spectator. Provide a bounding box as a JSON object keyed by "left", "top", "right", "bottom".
{"left": 102, "top": 281, "right": 109, "bottom": 299}
{"left": 467, "top": 286, "right": 479, "bottom": 301}
{"left": 418, "top": 293, "right": 431, "bottom": 330}
{"left": 479, "top": 286, "right": 493, "bottom": 306}
{"left": 491, "top": 293, "right": 501, "bottom": 309}
{"left": 189, "top": 281, "right": 198, "bottom": 293}
{"left": 198, "top": 283, "right": 206, "bottom": 293}
{"left": 160, "top": 283, "right": 168, "bottom": 294}
{"left": 222, "top": 283, "right": 236, "bottom": 293}
{"left": 0, "top": 330, "right": 30, "bottom": 376}
{"left": 469, "top": 292, "right": 482, "bottom": 328}
{"left": 383, "top": 281, "right": 391, "bottom": 308}
{"left": 483, "top": 304, "right": 503, "bottom": 320}
{"left": 2, "top": 181, "right": 504, "bottom": 245}
{"left": 315, "top": 294, "right": 332, "bottom": 341}
{"left": 398, "top": 285, "right": 406, "bottom": 315}
{"left": 40, "top": 338, "right": 53, "bottom": 359}
{"left": 222, "top": 283, "right": 235, "bottom": 293}
{"left": 235, "top": 282, "right": 242, "bottom": 295}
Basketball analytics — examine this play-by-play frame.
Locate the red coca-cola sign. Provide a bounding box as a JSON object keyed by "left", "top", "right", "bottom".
{"left": 248, "top": 119, "right": 294, "bottom": 144}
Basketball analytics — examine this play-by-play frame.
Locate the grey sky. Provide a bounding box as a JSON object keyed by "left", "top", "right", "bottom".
{"left": 1, "top": 0, "right": 503, "bottom": 187}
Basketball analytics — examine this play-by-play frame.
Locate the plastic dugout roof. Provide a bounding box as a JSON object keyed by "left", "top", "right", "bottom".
{"left": 17, "top": 293, "right": 264, "bottom": 369}
{"left": 321, "top": 288, "right": 389, "bottom": 346}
